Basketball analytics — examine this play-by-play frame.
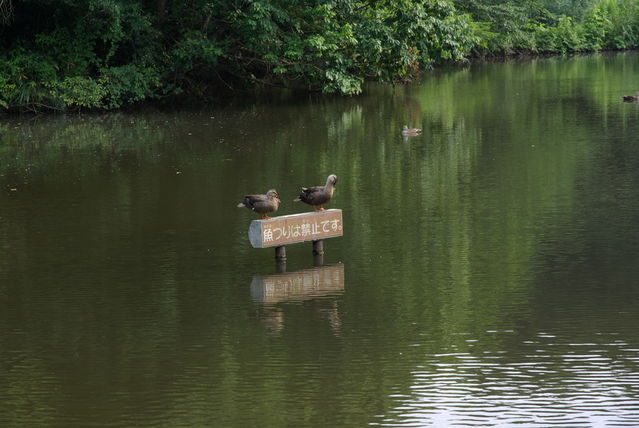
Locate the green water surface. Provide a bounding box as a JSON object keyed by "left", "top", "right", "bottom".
{"left": 2, "top": 52, "right": 639, "bottom": 427}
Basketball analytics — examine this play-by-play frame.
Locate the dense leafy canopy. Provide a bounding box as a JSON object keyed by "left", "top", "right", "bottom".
{"left": 0, "top": 0, "right": 638, "bottom": 111}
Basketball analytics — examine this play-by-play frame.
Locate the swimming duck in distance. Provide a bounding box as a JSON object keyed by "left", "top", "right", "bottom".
{"left": 294, "top": 174, "right": 337, "bottom": 212}
{"left": 623, "top": 93, "right": 639, "bottom": 102}
{"left": 237, "top": 189, "right": 280, "bottom": 219}
{"left": 401, "top": 125, "right": 422, "bottom": 136}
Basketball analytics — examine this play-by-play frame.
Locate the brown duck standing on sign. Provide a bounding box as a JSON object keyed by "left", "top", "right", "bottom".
{"left": 294, "top": 174, "right": 337, "bottom": 212}
{"left": 237, "top": 189, "right": 280, "bottom": 219}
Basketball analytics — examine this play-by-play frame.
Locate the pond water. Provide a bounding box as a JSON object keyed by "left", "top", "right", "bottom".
{"left": 2, "top": 52, "right": 639, "bottom": 427}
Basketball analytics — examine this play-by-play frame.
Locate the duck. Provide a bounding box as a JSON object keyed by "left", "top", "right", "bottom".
{"left": 401, "top": 125, "right": 422, "bottom": 136}
{"left": 623, "top": 93, "right": 639, "bottom": 102}
{"left": 294, "top": 174, "right": 337, "bottom": 212}
{"left": 237, "top": 189, "right": 280, "bottom": 219}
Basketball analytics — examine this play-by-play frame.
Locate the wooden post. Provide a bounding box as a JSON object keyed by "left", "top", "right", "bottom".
{"left": 275, "top": 246, "right": 286, "bottom": 261}
{"left": 312, "top": 240, "right": 324, "bottom": 255}
{"left": 276, "top": 259, "right": 287, "bottom": 273}
{"left": 313, "top": 252, "right": 324, "bottom": 267}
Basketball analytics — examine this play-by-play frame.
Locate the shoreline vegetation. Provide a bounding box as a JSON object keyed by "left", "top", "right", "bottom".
{"left": 1, "top": 0, "right": 638, "bottom": 113}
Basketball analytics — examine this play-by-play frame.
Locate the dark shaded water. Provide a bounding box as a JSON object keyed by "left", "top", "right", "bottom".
{"left": 2, "top": 52, "right": 639, "bottom": 427}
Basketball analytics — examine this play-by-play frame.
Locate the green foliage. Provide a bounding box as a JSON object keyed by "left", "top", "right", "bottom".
{"left": 99, "top": 65, "right": 160, "bottom": 109}
{"left": 532, "top": 16, "right": 583, "bottom": 54}
{"left": 170, "top": 31, "right": 222, "bottom": 71}
{"left": 0, "top": 0, "right": 638, "bottom": 111}
{"left": 597, "top": 0, "right": 639, "bottom": 49}
{"left": 582, "top": 6, "right": 612, "bottom": 51}
{"left": 47, "top": 76, "right": 105, "bottom": 108}
{"left": 459, "top": 0, "right": 639, "bottom": 55}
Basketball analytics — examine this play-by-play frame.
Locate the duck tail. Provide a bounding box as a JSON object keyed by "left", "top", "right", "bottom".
{"left": 293, "top": 197, "right": 301, "bottom": 202}
{"left": 237, "top": 202, "right": 245, "bottom": 208}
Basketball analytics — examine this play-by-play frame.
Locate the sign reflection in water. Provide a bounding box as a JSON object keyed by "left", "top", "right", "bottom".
{"left": 251, "top": 264, "right": 345, "bottom": 333}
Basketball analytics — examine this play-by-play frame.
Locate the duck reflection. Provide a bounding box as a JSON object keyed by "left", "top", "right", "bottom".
{"left": 251, "top": 264, "right": 345, "bottom": 333}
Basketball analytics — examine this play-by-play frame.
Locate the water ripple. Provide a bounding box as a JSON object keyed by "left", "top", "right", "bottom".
{"left": 374, "top": 334, "right": 639, "bottom": 427}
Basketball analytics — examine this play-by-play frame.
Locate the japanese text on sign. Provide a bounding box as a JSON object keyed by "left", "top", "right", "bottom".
{"left": 263, "top": 218, "right": 342, "bottom": 243}
{"left": 248, "top": 209, "right": 344, "bottom": 248}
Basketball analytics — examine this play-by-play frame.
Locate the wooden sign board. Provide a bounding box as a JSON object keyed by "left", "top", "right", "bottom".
{"left": 248, "top": 209, "right": 343, "bottom": 248}
{"left": 251, "top": 264, "right": 345, "bottom": 304}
